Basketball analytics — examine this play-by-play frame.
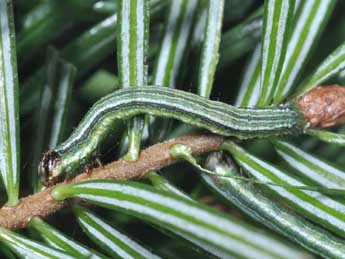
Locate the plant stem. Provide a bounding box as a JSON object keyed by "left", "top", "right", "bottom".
{"left": 0, "top": 135, "right": 224, "bottom": 230}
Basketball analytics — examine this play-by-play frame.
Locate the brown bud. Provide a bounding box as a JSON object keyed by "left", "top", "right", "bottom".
{"left": 297, "top": 85, "right": 345, "bottom": 128}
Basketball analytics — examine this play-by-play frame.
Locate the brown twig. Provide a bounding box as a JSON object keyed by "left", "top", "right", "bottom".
{"left": 0, "top": 135, "right": 224, "bottom": 230}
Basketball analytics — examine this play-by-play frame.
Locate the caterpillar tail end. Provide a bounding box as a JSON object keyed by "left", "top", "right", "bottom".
{"left": 39, "top": 151, "right": 63, "bottom": 187}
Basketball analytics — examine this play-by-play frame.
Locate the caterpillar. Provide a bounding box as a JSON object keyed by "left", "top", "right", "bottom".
{"left": 39, "top": 86, "right": 305, "bottom": 186}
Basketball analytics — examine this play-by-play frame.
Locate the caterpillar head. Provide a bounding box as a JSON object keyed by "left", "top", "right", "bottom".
{"left": 39, "top": 151, "right": 63, "bottom": 186}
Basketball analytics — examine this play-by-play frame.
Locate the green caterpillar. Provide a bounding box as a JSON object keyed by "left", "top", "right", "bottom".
{"left": 39, "top": 86, "right": 305, "bottom": 186}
